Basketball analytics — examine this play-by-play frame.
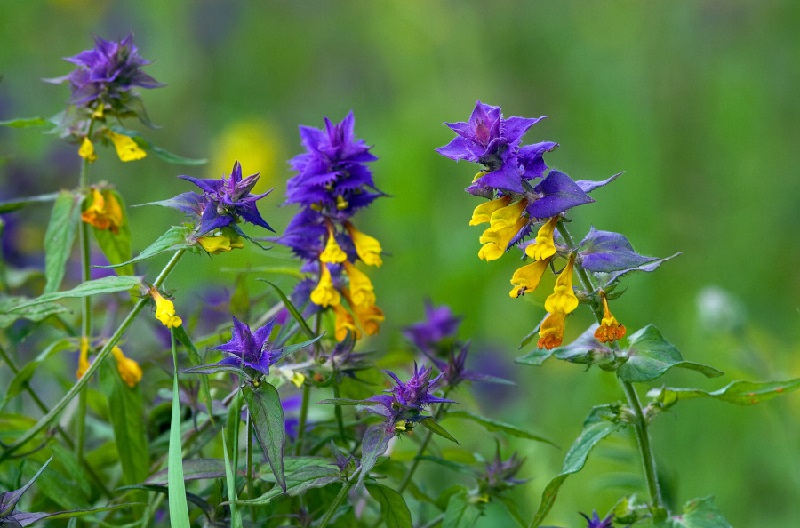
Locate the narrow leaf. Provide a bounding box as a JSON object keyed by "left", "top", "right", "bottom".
{"left": 650, "top": 378, "right": 800, "bottom": 408}
{"left": 221, "top": 429, "right": 244, "bottom": 528}
{"left": 145, "top": 459, "right": 227, "bottom": 486}
{"left": 13, "top": 503, "right": 140, "bottom": 527}
{"left": 10, "top": 276, "right": 144, "bottom": 311}
{"left": 444, "top": 411, "right": 557, "bottom": 447}
{"left": 244, "top": 383, "right": 286, "bottom": 491}
{"left": 43, "top": 190, "right": 82, "bottom": 293}
{"left": 0, "top": 192, "right": 59, "bottom": 213}
{"left": 0, "top": 457, "right": 52, "bottom": 516}
{"left": 365, "top": 483, "right": 412, "bottom": 528}
{"left": 168, "top": 332, "right": 190, "bottom": 528}
{"left": 259, "top": 280, "right": 315, "bottom": 339}
{"left": 0, "top": 116, "right": 48, "bottom": 128}
{"left": 419, "top": 417, "right": 459, "bottom": 444}
{"left": 101, "top": 226, "right": 192, "bottom": 268}
{"left": 0, "top": 296, "right": 69, "bottom": 328}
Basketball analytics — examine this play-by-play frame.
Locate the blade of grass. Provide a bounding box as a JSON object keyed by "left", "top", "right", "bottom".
{"left": 168, "top": 330, "right": 190, "bottom": 528}
{"left": 222, "top": 428, "right": 244, "bottom": 528}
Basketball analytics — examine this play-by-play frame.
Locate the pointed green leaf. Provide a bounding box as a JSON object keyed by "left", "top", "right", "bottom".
{"left": 91, "top": 189, "right": 134, "bottom": 276}
{"left": 259, "top": 280, "right": 315, "bottom": 339}
{"left": 650, "top": 378, "right": 800, "bottom": 408}
{"left": 0, "top": 116, "right": 48, "bottom": 128}
{"left": 657, "top": 496, "right": 732, "bottom": 528}
{"left": 366, "top": 483, "right": 412, "bottom": 528}
{"left": 0, "top": 296, "right": 69, "bottom": 329}
{"left": 0, "top": 192, "right": 60, "bottom": 213}
{"left": 358, "top": 425, "right": 391, "bottom": 487}
{"left": 419, "top": 417, "right": 459, "bottom": 444}
{"left": 516, "top": 346, "right": 555, "bottom": 366}
{"left": 44, "top": 190, "right": 83, "bottom": 293}
{"left": 10, "top": 276, "right": 144, "bottom": 311}
{"left": 244, "top": 383, "right": 286, "bottom": 491}
{"left": 0, "top": 339, "right": 72, "bottom": 413}
{"left": 0, "top": 457, "right": 52, "bottom": 516}
{"left": 617, "top": 325, "right": 723, "bottom": 382}
{"left": 529, "top": 405, "right": 623, "bottom": 527}
{"left": 444, "top": 411, "right": 557, "bottom": 447}
{"left": 101, "top": 226, "right": 192, "bottom": 268}
{"left": 168, "top": 333, "right": 190, "bottom": 528}
{"left": 442, "top": 489, "right": 481, "bottom": 528}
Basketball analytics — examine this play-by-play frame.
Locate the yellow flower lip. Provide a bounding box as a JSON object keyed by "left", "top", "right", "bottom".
{"left": 525, "top": 216, "right": 558, "bottom": 261}
{"left": 112, "top": 346, "right": 142, "bottom": 388}
{"left": 509, "top": 259, "right": 551, "bottom": 298}
{"left": 310, "top": 263, "right": 341, "bottom": 307}
{"left": 78, "top": 137, "right": 97, "bottom": 163}
{"left": 149, "top": 287, "right": 182, "bottom": 328}
{"left": 82, "top": 187, "right": 124, "bottom": 234}
{"left": 346, "top": 223, "right": 382, "bottom": 267}
{"left": 106, "top": 130, "right": 147, "bottom": 162}
{"left": 320, "top": 229, "right": 348, "bottom": 264}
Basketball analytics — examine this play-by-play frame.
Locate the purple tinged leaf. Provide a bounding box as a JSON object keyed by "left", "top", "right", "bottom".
{"left": 358, "top": 425, "right": 391, "bottom": 487}
{"left": 0, "top": 458, "right": 52, "bottom": 517}
{"left": 578, "top": 227, "right": 679, "bottom": 283}
{"left": 244, "top": 384, "right": 286, "bottom": 491}
{"left": 604, "top": 253, "right": 681, "bottom": 284}
{"left": 576, "top": 172, "right": 622, "bottom": 194}
{"left": 526, "top": 170, "right": 594, "bottom": 220}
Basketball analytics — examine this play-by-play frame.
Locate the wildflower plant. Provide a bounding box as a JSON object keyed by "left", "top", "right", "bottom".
{"left": 1, "top": 36, "right": 800, "bottom": 528}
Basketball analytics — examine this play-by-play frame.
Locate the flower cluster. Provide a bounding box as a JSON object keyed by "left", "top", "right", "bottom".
{"left": 275, "top": 112, "right": 384, "bottom": 340}
{"left": 438, "top": 101, "right": 624, "bottom": 349}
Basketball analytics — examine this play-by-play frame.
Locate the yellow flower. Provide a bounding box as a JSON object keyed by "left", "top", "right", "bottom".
{"left": 78, "top": 137, "right": 97, "bottom": 163}
{"left": 333, "top": 304, "right": 360, "bottom": 341}
{"left": 310, "top": 263, "right": 341, "bottom": 307}
{"left": 469, "top": 196, "right": 511, "bottom": 226}
{"left": 488, "top": 199, "right": 527, "bottom": 230}
{"left": 111, "top": 346, "right": 142, "bottom": 388}
{"left": 149, "top": 287, "right": 182, "bottom": 328}
{"left": 343, "top": 261, "right": 376, "bottom": 308}
{"left": 538, "top": 311, "right": 566, "bottom": 350}
{"left": 106, "top": 130, "right": 147, "bottom": 162}
{"left": 197, "top": 233, "right": 245, "bottom": 254}
{"left": 320, "top": 231, "right": 348, "bottom": 264}
{"left": 346, "top": 223, "right": 382, "bottom": 267}
{"left": 543, "top": 254, "right": 579, "bottom": 315}
{"left": 525, "top": 216, "right": 558, "bottom": 261}
{"left": 353, "top": 301, "right": 384, "bottom": 337}
{"left": 594, "top": 294, "right": 626, "bottom": 343}
{"left": 478, "top": 217, "right": 527, "bottom": 261}
{"left": 76, "top": 337, "right": 91, "bottom": 380}
{"left": 82, "top": 187, "right": 124, "bottom": 234}
{"left": 509, "top": 259, "right": 551, "bottom": 298}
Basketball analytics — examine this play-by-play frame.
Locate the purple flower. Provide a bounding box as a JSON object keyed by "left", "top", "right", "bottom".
{"left": 478, "top": 447, "right": 528, "bottom": 495}
{"left": 47, "top": 34, "right": 163, "bottom": 109}
{"left": 580, "top": 511, "right": 614, "bottom": 528}
{"left": 425, "top": 343, "right": 513, "bottom": 389}
{"left": 179, "top": 161, "right": 273, "bottom": 235}
{"left": 404, "top": 301, "right": 462, "bottom": 353}
{"left": 214, "top": 317, "right": 281, "bottom": 376}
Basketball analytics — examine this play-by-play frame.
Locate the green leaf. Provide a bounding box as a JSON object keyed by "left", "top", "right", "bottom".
{"left": 649, "top": 378, "right": 800, "bottom": 408}
{"left": 259, "top": 280, "right": 315, "bottom": 339}
{"left": 0, "top": 192, "right": 60, "bottom": 213}
{"left": 419, "top": 417, "right": 459, "bottom": 444}
{"left": 172, "top": 325, "right": 214, "bottom": 423}
{"left": 0, "top": 457, "right": 52, "bottom": 516}
{"left": 108, "top": 124, "right": 207, "bottom": 165}
{"left": 221, "top": 429, "right": 244, "bottom": 528}
{"left": 0, "top": 296, "right": 69, "bottom": 328}
{"left": 43, "top": 190, "right": 83, "bottom": 293}
{"left": 168, "top": 332, "right": 191, "bottom": 528}
{"left": 145, "top": 459, "right": 227, "bottom": 486}
{"left": 358, "top": 425, "right": 391, "bottom": 487}
{"left": 518, "top": 325, "right": 620, "bottom": 371}
{"left": 656, "top": 496, "right": 732, "bottom": 528}
{"left": 617, "top": 325, "right": 723, "bottom": 382}
{"left": 442, "top": 489, "right": 481, "bottom": 528}
{"left": 244, "top": 383, "right": 286, "bottom": 491}
{"left": 0, "top": 339, "right": 72, "bottom": 412}
{"left": 365, "top": 483, "right": 412, "bottom": 528}
{"left": 0, "top": 116, "right": 48, "bottom": 128}
{"left": 12, "top": 503, "right": 141, "bottom": 526}
{"left": 102, "top": 226, "right": 192, "bottom": 268}
{"left": 10, "top": 276, "right": 144, "bottom": 311}
{"left": 529, "top": 405, "right": 624, "bottom": 527}
{"left": 444, "top": 411, "right": 558, "bottom": 447}
{"left": 99, "top": 359, "right": 149, "bottom": 487}
{"left": 91, "top": 189, "right": 134, "bottom": 276}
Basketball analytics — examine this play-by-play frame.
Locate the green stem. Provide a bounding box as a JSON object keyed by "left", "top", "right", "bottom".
{"left": 319, "top": 475, "right": 354, "bottom": 528}
{"left": 397, "top": 389, "right": 453, "bottom": 494}
{"left": 556, "top": 220, "right": 664, "bottom": 511}
{"left": 0, "top": 249, "right": 186, "bottom": 460}
{"left": 294, "top": 383, "right": 310, "bottom": 456}
{"left": 332, "top": 384, "right": 347, "bottom": 443}
{"left": 246, "top": 411, "right": 254, "bottom": 502}
{"left": 77, "top": 144, "right": 93, "bottom": 467}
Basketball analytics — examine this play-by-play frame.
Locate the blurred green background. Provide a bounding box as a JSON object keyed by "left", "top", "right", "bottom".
{"left": 2, "top": 1, "right": 799, "bottom": 526}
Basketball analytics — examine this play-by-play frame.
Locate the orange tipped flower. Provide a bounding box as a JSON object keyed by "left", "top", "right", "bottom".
{"left": 538, "top": 254, "right": 579, "bottom": 349}
{"left": 537, "top": 311, "right": 566, "bottom": 350}
{"left": 595, "top": 294, "right": 626, "bottom": 343}
{"left": 82, "top": 188, "right": 123, "bottom": 234}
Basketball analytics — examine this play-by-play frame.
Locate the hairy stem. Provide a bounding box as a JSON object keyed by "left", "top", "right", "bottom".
{"left": 294, "top": 383, "right": 310, "bottom": 456}
{"left": 318, "top": 474, "right": 354, "bottom": 528}
{"left": 77, "top": 148, "right": 93, "bottom": 467}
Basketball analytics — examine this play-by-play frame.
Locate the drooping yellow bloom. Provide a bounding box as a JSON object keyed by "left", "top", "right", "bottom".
{"left": 310, "top": 263, "right": 341, "bottom": 307}
{"left": 320, "top": 231, "right": 348, "bottom": 263}
{"left": 538, "top": 311, "right": 566, "bottom": 350}
{"left": 488, "top": 199, "right": 527, "bottom": 230}
{"left": 469, "top": 196, "right": 511, "bottom": 226}
{"left": 595, "top": 294, "right": 626, "bottom": 343}
{"left": 111, "top": 346, "right": 142, "bottom": 388}
{"left": 346, "top": 223, "right": 382, "bottom": 267}
{"left": 333, "top": 303, "right": 360, "bottom": 341}
{"left": 149, "top": 287, "right": 182, "bottom": 328}
{"left": 525, "top": 216, "right": 559, "bottom": 261}
{"left": 509, "top": 259, "right": 551, "bottom": 298}
{"left": 76, "top": 337, "right": 91, "bottom": 380}
{"left": 543, "top": 254, "right": 579, "bottom": 315}
{"left": 343, "top": 261, "right": 376, "bottom": 307}
{"left": 106, "top": 130, "right": 147, "bottom": 162}
{"left": 78, "top": 137, "right": 97, "bottom": 163}
{"left": 478, "top": 217, "right": 527, "bottom": 261}
{"left": 82, "top": 188, "right": 124, "bottom": 234}
{"left": 352, "top": 300, "right": 384, "bottom": 337}
{"left": 197, "top": 233, "right": 245, "bottom": 254}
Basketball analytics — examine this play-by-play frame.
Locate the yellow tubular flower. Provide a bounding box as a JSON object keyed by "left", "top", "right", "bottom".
{"left": 78, "top": 137, "right": 97, "bottom": 163}
{"left": 478, "top": 217, "right": 527, "bottom": 261}
{"left": 333, "top": 304, "right": 360, "bottom": 341}
{"left": 595, "top": 294, "right": 627, "bottom": 343}
{"left": 82, "top": 188, "right": 124, "bottom": 234}
{"left": 149, "top": 287, "right": 182, "bottom": 328}
{"left": 353, "top": 301, "right": 384, "bottom": 336}
{"left": 106, "top": 130, "right": 147, "bottom": 162}
{"left": 310, "top": 263, "right": 341, "bottom": 307}
{"left": 197, "top": 233, "right": 245, "bottom": 254}
{"left": 525, "top": 216, "right": 559, "bottom": 261}
{"left": 538, "top": 311, "right": 566, "bottom": 350}
{"left": 509, "top": 259, "right": 551, "bottom": 298}
{"left": 76, "top": 337, "right": 91, "bottom": 380}
{"left": 346, "top": 223, "right": 382, "bottom": 267}
{"left": 320, "top": 231, "right": 348, "bottom": 264}
{"left": 488, "top": 199, "right": 527, "bottom": 230}
{"left": 343, "top": 261, "right": 376, "bottom": 307}
{"left": 112, "top": 346, "right": 142, "bottom": 388}
{"left": 544, "top": 254, "right": 579, "bottom": 315}
{"left": 469, "top": 196, "right": 511, "bottom": 226}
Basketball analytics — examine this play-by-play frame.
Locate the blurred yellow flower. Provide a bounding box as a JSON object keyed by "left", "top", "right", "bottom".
{"left": 209, "top": 120, "right": 283, "bottom": 195}
{"left": 106, "top": 130, "right": 147, "bottom": 162}
{"left": 78, "top": 137, "right": 97, "bottom": 163}
{"left": 111, "top": 346, "right": 142, "bottom": 388}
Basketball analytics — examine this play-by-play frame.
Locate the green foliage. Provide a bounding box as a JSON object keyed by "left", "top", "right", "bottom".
{"left": 167, "top": 333, "right": 191, "bottom": 528}
{"left": 0, "top": 192, "right": 59, "bottom": 213}
{"left": 365, "top": 483, "right": 413, "bottom": 528}
{"left": 9, "top": 276, "right": 144, "bottom": 310}
{"left": 243, "top": 383, "right": 286, "bottom": 491}
{"left": 444, "top": 411, "right": 558, "bottom": 446}
{"left": 43, "top": 190, "right": 83, "bottom": 294}
{"left": 442, "top": 488, "right": 482, "bottom": 528}
{"left": 102, "top": 226, "right": 192, "bottom": 268}
{"left": 650, "top": 378, "right": 800, "bottom": 408}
